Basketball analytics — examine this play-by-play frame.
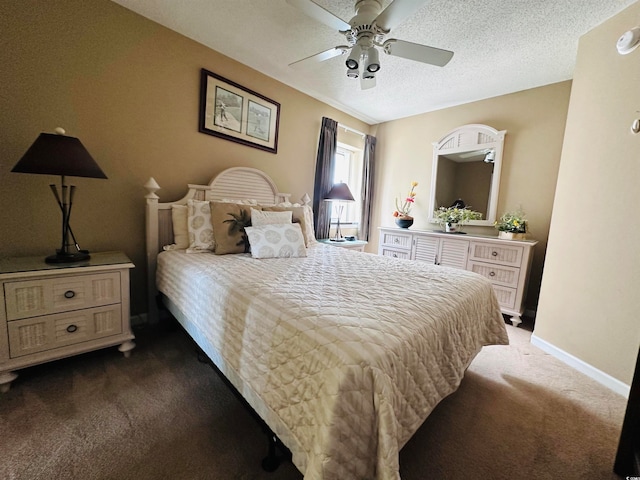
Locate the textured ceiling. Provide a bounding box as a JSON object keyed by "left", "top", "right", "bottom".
{"left": 110, "top": 0, "right": 635, "bottom": 124}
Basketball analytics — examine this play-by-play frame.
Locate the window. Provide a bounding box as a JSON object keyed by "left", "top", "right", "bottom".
{"left": 331, "top": 143, "right": 363, "bottom": 227}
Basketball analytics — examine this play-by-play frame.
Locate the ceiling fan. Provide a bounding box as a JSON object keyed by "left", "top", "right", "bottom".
{"left": 287, "top": 0, "right": 454, "bottom": 90}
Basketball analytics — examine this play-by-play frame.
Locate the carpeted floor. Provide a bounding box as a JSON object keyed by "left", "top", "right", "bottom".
{"left": 0, "top": 319, "right": 628, "bottom": 480}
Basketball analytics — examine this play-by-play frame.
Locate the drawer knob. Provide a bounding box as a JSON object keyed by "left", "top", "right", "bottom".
{"left": 491, "top": 251, "right": 498, "bottom": 257}
{"left": 64, "top": 290, "right": 75, "bottom": 299}
{"left": 66, "top": 324, "right": 78, "bottom": 333}
{"left": 394, "top": 238, "right": 399, "bottom": 243}
{"left": 489, "top": 271, "right": 496, "bottom": 277}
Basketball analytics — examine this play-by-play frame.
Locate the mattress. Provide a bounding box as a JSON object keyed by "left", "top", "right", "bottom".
{"left": 156, "top": 243, "right": 508, "bottom": 479}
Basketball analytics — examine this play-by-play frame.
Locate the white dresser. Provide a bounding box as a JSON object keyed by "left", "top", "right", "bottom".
{"left": 0, "top": 252, "right": 135, "bottom": 392}
{"left": 378, "top": 228, "right": 537, "bottom": 327}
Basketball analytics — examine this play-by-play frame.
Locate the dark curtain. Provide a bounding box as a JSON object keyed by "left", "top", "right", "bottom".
{"left": 312, "top": 117, "right": 338, "bottom": 240}
{"left": 359, "top": 134, "right": 377, "bottom": 241}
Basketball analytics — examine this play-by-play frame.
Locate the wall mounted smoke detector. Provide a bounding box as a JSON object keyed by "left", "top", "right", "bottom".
{"left": 617, "top": 27, "right": 640, "bottom": 55}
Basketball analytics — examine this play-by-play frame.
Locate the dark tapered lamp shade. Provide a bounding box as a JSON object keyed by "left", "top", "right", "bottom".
{"left": 324, "top": 182, "right": 355, "bottom": 242}
{"left": 12, "top": 133, "right": 107, "bottom": 179}
{"left": 12, "top": 129, "right": 107, "bottom": 263}
{"left": 324, "top": 182, "right": 355, "bottom": 202}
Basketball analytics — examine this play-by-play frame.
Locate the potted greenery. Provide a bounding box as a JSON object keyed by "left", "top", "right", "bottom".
{"left": 495, "top": 210, "right": 527, "bottom": 239}
{"left": 433, "top": 206, "right": 482, "bottom": 232}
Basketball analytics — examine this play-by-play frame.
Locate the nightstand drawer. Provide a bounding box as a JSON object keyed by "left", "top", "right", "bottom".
{"left": 380, "top": 231, "right": 412, "bottom": 249}
{"left": 468, "top": 242, "right": 523, "bottom": 266}
{"left": 7, "top": 305, "right": 123, "bottom": 358}
{"left": 468, "top": 260, "right": 520, "bottom": 288}
{"left": 380, "top": 248, "right": 410, "bottom": 260}
{"left": 4, "top": 272, "right": 121, "bottom": 321}
{"left": 491, "top": 285, "right": 517, "bottom": 310}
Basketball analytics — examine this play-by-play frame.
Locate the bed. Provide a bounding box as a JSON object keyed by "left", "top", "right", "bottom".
{"left": 145, "top": 167, "right": 508, "bottom": 480}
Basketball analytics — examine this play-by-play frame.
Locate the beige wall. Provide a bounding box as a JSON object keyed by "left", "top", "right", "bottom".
{"left": 534, "top": 2, "right": 640, "bottom": 384}
{"left": 0, "top": 0, "right": 370, "bottom": 315}
{"left": 370, "top": 81, "right": 572, "bottom": 310}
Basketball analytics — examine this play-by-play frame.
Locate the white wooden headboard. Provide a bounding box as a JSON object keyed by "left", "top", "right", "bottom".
{"left": 144, "top": 167, "right": 291, "bottom": 321}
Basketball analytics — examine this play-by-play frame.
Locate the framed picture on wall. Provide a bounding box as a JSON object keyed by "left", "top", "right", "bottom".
{"left": 199, "top": 68, "right": 280, "bottom": 153}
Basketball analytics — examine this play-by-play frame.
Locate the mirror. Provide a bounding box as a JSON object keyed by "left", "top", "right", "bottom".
{"left": 428, "top": 124, "right": 506, "bottom": 226}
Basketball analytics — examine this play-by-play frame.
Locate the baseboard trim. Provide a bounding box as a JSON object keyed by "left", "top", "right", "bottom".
{"left": 530, "top": 334, "right": 630, "bottom": 398}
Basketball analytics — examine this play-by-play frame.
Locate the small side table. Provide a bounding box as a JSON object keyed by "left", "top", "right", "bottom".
{"left": 318, "top": 239, "right": 368, "bottom": 252}
{"left": 0, "top": 251, "right": 135, "bottom": 393}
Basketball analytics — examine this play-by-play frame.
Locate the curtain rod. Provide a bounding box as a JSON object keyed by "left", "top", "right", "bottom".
{"left": 338, "top": 123, "right": 366, "bottom": 138}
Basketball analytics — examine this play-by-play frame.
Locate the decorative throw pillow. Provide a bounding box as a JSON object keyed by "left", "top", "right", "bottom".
{"left": 171, "top": 205, "right": 189, "bottom": 249}
{"left": 262, "top": 205, "right": 316, "bottom": 245}
{"left": 250, "top": 207, "right": 292, "bottom": 226}
{"left": 187, "top": 199, "right": 214, "bottom": 252}
{"left": 210, "top": 201, "right": 254, "bottom": 254}
{"left": 245, "top": 223, "right": 307, "bottom": 259}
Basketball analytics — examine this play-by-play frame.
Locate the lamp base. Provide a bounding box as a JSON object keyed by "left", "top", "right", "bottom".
{"left": 45, "top": 250, "right": 91, "bottom": 264}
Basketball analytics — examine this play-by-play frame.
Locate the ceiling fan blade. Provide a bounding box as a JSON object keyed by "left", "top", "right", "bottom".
{"left": 383, "top": 39, "right": 453, "bottom": 67}
{"left": 289, "top": 46, "right": 349, "bottom": 69}
{"left": 286, "top": 0, "right": 351, "bottom": 31}
{"left": 374, "top": 0, "right": 428, "bottom": 32}
{"left": 360, "top": 74, "right": 376, "bottom": 90}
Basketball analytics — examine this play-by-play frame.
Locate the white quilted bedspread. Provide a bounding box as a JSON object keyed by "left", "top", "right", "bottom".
{"left": 156, "top": 244, "right": 508, "bottom": 479}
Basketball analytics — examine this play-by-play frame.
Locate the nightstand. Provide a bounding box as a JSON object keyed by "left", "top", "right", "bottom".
{"left": 0, "top": 251, "right": 135, "bottom": 392}
{"left": 318, "top": 239, "right": 368, "bottom": 252}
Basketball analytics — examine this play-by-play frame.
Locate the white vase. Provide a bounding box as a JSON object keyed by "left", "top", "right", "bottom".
{"left": 499, "top": 231, "right": 527, "bottom": 240}
{"left": 445, "top": 222, "right": 458, "bottom": 233}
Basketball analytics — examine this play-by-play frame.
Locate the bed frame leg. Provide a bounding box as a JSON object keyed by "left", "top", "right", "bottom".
{"left": 261, "top": 434, "right": 282, "bottom": 472}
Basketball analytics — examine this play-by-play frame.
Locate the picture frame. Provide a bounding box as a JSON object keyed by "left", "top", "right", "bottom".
{"left": 199, "top": 68, "right": 280, "bottom": 153}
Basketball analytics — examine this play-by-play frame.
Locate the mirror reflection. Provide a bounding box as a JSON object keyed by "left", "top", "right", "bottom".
{"left": 435, "top": 149, "right": 495, "bottom": 218}
{"left": 429, "top": 124, "right": 506, "bottom": 226}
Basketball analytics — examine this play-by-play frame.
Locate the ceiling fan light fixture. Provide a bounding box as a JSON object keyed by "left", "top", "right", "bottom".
{"left": 345, "top": 45, "right": 362, "bottom": 70}
{"left": 363, "top": 70, "right": 375, "bottom": 80}
{"left": 346, "top": 69, "right": 359, "bottom": 79}
{"left": 364, "top": 46, "right": 380, "bottom": 72}
{"left": 484, "top": 150, "right": 496, "bottom": 163}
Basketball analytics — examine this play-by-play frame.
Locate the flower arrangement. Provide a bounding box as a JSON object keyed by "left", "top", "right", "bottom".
{"left": 393, "top": 181, "right": 418, "bottom": 219}
{"left": 433, "top": 206, "right": 482, "bottom": 229}
{"left": 495, "top": 210, "right": 527, "bottom": 233}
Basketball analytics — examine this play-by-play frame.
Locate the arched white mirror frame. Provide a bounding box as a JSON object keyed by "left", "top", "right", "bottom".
{"left": 428, "top": 124, "right": 506, "bottom": 227}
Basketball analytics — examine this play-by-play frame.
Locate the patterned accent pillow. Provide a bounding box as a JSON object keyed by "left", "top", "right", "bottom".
{"left": 245, "top": 223, "right": 307, "bottom": 259}
{"left": 210, "top": 201, "right": 254, "bottom": 255}
{"left": 250, "top": 207, "right": 292, "bottom": 226}
{"left": 186, "top": 200, "right": 214, "bottom": 253}
{"left": 261, "top": 205, "right": 316, "bottom": 245}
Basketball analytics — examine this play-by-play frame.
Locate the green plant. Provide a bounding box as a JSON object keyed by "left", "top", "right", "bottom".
{"left": 495, "top": 210, "right": 527, "bottom": 233}
{"left": 433, "top": 206, "right": 482, "bottom": 227}
{"left": 393, "top": 181, "right": 418, "bottom": 218}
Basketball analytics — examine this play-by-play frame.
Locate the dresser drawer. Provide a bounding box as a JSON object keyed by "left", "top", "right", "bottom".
{"left": 469, "top": 242, "right": 523, "bottom": 267}
{"left": 468, "top": 260, "right": 521, "bottom": 288}
{"left": 380, "top": 247, "right": 411, "bottom": 260}
{"left": 7, "top": 305, "right": 123, "bottom": 358}
{"left": 4, "top": 272, "right": 121, "bottom": 321}
{"left": 491, "top": 285, "right": 517, "bottom": 310}
{"left": 380, "top": 231, "right": 412, "bottom": 249}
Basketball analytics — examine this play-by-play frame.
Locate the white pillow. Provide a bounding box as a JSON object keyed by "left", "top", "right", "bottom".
{"left": 250, "top": 207, "right": 292, "bottom": 226}
{"left": 171, "top": 205, "right": 189, "bottom": 249}
{"left": 259, "top": 204, "right": 316, "bottom": 245}
{"left": 245, "top": 223, "right": 307, "bottom": 259}
{"left": 187, "top": 199, "right": 214, "bottom": 253}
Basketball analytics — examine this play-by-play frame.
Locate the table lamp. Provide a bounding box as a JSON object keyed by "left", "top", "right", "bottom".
{"left": 324, "top": 182, "right": 355, "bottom": 242}
{"left": 11, "top": 127, "right": 107, "bottom": 263}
